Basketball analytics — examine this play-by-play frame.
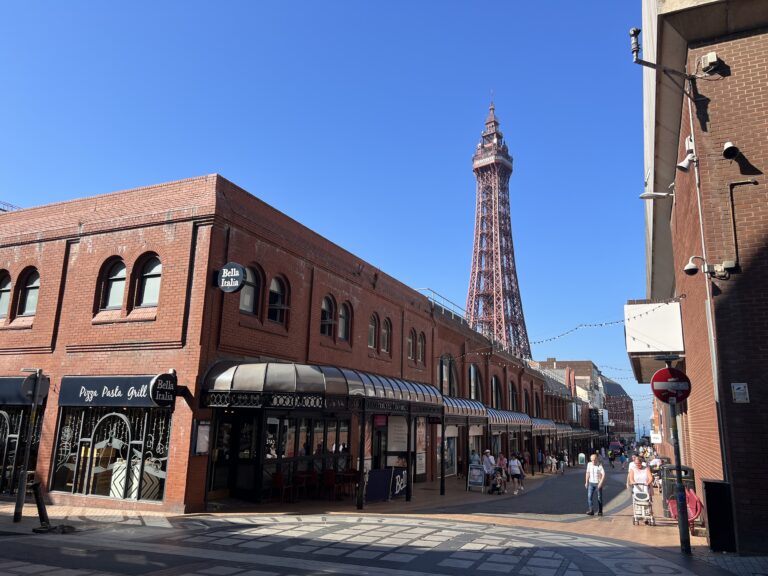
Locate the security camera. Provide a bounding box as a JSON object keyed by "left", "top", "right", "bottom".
{"left": 723, "top": 141, "right": 740, "bottom": 160}
{"left": 683, "top": 262, "right": 699, "bottom": 276}
{"left": 676, "top": 153, "right": 696, "bottom": 171}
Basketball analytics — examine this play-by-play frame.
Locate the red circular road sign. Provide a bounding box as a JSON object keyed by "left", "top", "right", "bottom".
{"left": 650, "top": 367, "right": 691, "bottom": 403}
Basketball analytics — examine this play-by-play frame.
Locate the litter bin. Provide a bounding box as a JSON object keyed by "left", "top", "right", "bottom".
{"left": 578, "top": 453, "right": 586, "bottom": 465}
{"left": 702, "top": 480, "right": 736, "bottom": 552}
{"left": 660, "top": 464, "right": 695, "bottom": 518}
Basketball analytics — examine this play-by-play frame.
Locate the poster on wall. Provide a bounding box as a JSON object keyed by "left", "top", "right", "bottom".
{"left": 416, "top": 418, "right": 426, "bottom": 474}
{"left": 387, "top": 416, "right": 408, "bottom": 451}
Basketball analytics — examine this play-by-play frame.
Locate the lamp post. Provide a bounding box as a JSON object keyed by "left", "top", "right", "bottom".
{"left": 13, "top": 368, "right": 48, "bottom": 523}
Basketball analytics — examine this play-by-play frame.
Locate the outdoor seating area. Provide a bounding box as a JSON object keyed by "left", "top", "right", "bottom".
{"left": 269, "top": 468, "right": 359, "bottom": 503}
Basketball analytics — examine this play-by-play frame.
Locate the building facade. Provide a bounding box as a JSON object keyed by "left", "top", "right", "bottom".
{"left": 0, "top": 175, "right": 585, "bottom": 513}
{"left": 602, "top": 380, "right": 635, "bottom": 441}
{"left": 627, "top": 0, "right": 768, "bottom": 554}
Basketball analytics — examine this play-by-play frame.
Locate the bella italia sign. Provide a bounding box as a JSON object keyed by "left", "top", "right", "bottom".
{"left": 217, "top": 262, "right": 246, "bottom": 293}
{"left": 59, "top": 374, "right": 178, "bottom": 408}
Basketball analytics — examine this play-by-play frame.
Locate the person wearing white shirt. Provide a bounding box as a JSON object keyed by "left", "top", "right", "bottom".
{"left": 585, "top": 453, "right": 605, "bottom": 516}
{"left": 482, "top": 449, "right": 496, "bottom": 485}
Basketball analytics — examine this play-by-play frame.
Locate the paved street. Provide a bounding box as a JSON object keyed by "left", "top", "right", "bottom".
{"left": 0, "top": 468, "right": 759, "bottom": 576}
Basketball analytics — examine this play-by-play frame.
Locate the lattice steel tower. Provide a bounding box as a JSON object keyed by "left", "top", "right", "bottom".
{"left": 465, "top": 103, "right": 531, "bottom": 358}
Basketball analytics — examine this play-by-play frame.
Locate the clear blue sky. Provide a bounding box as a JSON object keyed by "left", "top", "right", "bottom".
{"left": 0, "top": 2, "right": 653, "bottom": 431}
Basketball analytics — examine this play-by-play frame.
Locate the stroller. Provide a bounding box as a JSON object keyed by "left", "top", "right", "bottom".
{"left": 631, "top": 483, "right": 656, "bottom": 526}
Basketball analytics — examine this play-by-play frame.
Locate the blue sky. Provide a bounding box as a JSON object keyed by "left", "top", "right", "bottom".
{"left": 0, "top": 2, "right": 653, "bottom": 431}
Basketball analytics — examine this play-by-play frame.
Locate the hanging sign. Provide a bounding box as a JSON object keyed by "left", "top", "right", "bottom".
{"left": 150, "top": 372, "right": 177, "bottom": 408}
{"left": 217, "top": 262, "right": 246, "bottom": 293}
{"left": 650, "top": 367, "right": 691, "bottom": 404}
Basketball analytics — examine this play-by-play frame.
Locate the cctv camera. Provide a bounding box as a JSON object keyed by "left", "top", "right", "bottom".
{"left": 723, "top": 141, "right": 740, "bottom": 160}
{"left": 677, "top": 153, "right": 695, "bottom": 171}
{"left": 683, "top": 262, "right": 699, "bottom": 276}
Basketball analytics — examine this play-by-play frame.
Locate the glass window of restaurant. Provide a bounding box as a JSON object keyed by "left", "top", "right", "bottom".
{"left": 50, "top": 376, "right": 174, "bottom": 502}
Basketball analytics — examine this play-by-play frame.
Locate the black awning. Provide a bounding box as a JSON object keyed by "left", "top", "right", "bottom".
{"left": 59, "top": 375, "right": 157, "bottom": 407}
{"left": 0, "top": 376, "right": 37, "bottom": 405}
{"left": 202, "top": 362, "right": 443, "bottom": 408}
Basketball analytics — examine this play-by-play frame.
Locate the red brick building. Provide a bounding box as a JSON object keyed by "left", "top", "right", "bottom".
{"left": 602, "top": 380, "right": 635, "bottom": 442}
{"left": 627, "top": 0, "right": 768, "bottom": 553}
{"left": 0, "top": 175, "right": 576, "bottom": 513}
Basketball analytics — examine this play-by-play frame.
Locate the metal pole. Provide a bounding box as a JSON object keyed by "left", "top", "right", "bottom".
{"left": 440, "top": 415, "right": 445, "bottom": 496}
{"left": 669, "top": 397, "right": 692, "bottom": 555}
{"left": 14, "top": 370, "right": 40, "bottom": 523}
{"left": 356, "top": 408, "right": 366, "bottom": 510}
{"left": 405, "top": 413, "right": 412, "bottom": 502}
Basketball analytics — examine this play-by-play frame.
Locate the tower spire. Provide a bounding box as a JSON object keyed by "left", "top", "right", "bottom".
{"left": 465, "top": 105, "right": 531, "bottom": 358}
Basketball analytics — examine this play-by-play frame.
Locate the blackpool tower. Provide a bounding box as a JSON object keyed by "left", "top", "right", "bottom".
{"left": 465, "top": 103, "right": 531, "bottom": 359}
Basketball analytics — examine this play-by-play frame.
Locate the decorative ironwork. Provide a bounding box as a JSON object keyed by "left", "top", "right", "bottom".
{"left": 366, "top": 398, "right": 409, "bottom": 414}
{"left": 203, "top": 392, "right": 232, "bottom": 407}
{"left": 51, "top": 406, "right": 172, "bottom": 502}
{"left": 466, "top": 103, "right": 531, "bottom": 358}
{"left": 295, "top": 394, "right": 324, "bottom": 409}
{"left": 324, "top": 396, "right": 348, "bottom": 411}
{"left": 0, "top": 406, "right": 41, "bottom": 495}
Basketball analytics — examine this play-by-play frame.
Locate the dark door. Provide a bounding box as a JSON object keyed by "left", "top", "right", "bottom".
{"left": 372, "top": 429, "right": 387, "bottom": 470}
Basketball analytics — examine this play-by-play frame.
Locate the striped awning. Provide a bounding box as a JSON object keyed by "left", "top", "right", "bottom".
{"left": 443, "top": 396, "right": 486, "bottom": 418}
{"left": 487, "top": 408, "right": 532, "bottom": 427}
{"left": 555, "top": 422, "right": 573, "bottom": 435}
{"left": 531, "top": 417, "right": 557, "bottom": 434}
{"left": 203, "top": 362, "right": 442, "bottom": 406}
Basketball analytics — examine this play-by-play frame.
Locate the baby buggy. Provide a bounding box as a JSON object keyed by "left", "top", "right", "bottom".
{"left": 631, "top": 483, "right": 656, "bottom": 526}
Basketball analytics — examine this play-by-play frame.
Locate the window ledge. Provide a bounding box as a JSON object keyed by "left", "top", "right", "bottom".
{"left": 0, "top": 316, "right": 33, "bottom": 330}
{"left": 92, "top": 308, "right": 157, "bottom": 325}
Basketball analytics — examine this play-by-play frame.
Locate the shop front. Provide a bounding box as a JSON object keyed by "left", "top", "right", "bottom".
{"left": 531, "top": 417, "right": 557, "bottom": 456}
{"left": 487, "top": 408, "right": 531, "bottom": 457}
{"left": 442, "top": 397, "right": 486, "bottom": 478}
{"left": 0, "top": 375, "right": 48, "bottom": 495}
{"left": 49, "top": 373, "right": 176, "bottom": 502}
{"left": 202, "top": 362, "right": 442, "bottom": 508}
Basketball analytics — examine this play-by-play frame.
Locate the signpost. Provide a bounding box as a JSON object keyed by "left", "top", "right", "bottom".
{"left": 651, "top": 362, "right": 692, "bottom": 555}
{"left": 14, "top": 369, "right": 48, "bottom": 523}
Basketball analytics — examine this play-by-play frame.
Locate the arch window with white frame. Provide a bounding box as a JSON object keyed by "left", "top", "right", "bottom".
{"left": 492, "top": 376, "right": 502, "bottom": 409}
{"left": 381, "top": 318, "right": 392, "bottom": 353}
{"left": 368, "top": 314, "right": 379, "bottom": 349}
{"left": 18, "top": 269, "right": 40, "bottom": 316}
{"left": 469, "top": 364, "right": 482, "bottom": 402}
{"left": 417, "top": 332, "right": 426, "bottom": 364}
{"left": 320, "top": 296, "right": 335, "bottom": 337}
{"left": 239, "top": 267, "right": 261, "bottom": 316}
{"left": 267, "top": 277, "right": 288, "bottom": 325}
{"left": 439, "top": 355, "right": 458, "bottom": 397}
{"left": 0, "top": 274, "right": 11, "bottom": 319}
{"left": 136, "top": 257, "right": 161, "bottom": 307}
{"left": 338, "top": 303, "right": 351, "bottom": 341}
{"left": 101, "top": 260, "right": 126, "bottom": 310}
{"left": 407, "top": 329, "right": 416, "bottom": 360}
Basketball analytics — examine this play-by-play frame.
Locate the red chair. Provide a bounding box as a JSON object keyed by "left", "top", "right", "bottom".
{"left": 272, "top": 471, "right": 293, "bottom": 503}
{"left": 322, "top": 469, "right": 343, "bottom": 501}
{"left": 667, "top": 487, "right": 704, "bottom": 534}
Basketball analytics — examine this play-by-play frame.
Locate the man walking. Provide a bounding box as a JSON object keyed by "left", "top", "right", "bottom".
{"left": 537, "top": 448, "right": 544, "bottom": 473}
{"left": 585, "top": 453, "right": 605, "bottom": 516}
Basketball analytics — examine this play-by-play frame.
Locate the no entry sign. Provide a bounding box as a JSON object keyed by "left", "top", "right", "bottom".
{"left": 651, "top": 367, "right": 691, "bottom": 403}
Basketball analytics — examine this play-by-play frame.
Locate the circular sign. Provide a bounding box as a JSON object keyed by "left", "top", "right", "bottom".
{"left": 150, "top": 372, "right": 177, "bottom": 408}
{"left": 650, "top": 367, "right": 691, "bottom": 403}
{"left": 217, "top": 262, "right": 246, "bottom": 293}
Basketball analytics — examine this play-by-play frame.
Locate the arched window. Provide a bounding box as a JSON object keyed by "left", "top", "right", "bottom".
{"left": 320, "top": 296, "right": 335, "bottom": 336}
{"left": 381, "top": 318, "right": 392, "bottom": 353}
{"left": 469, "top": 364, "right": 482, "bottom": 402}
{"left": 0, "top": 274, "right": 11, "bottom": 318}
{"left": 18, "top": 269, "right": 40, "bottom": 316}
{"left": 137, "top": 257, "right": 161, "bottom": 307}
{"left": 267, "top": 277, "right": 288, "bottom": 324}
{"left": 492, "top": 376, "right": 502, "bottom": 409}
{"left": 101, "top": 260, "right": 126, "bottom": 310}
{"left": 524, "top": 390, "right": 531, "bottom": 415}
{"left": 239, "top": 267, "right": 261, "bottom": 315}
{"left": 407, "top": 329, "right": 416, "bottom": 360}
{"left": 417, "top": 332, "right": 426, "bottom": 364}
{"left": 535, "top": 395, "right": 542, "bottom": 417}
{"left": 509, "top": 383, "right": 518, "bottom": 411}
{"left": 440, "top": 355, "right": 459, "bottom": 397}
{"left": 338, "top": 303, "right": 351, "bottom": 341}
{"left": 368, "top": 314, "right": 379, "bottom": 349}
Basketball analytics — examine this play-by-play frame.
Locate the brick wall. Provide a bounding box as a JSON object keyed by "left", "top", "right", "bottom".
{"left": 671, "top": 27, "right": 768, "bottom": 553}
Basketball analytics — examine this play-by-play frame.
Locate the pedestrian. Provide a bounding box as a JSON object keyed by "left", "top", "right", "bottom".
{"left": 497, "top": 452, "right": 508, "bottom": 480}
{"left": 585, "top": 453, "right": 605, "bottom": 516}
{"left": 557, "top": 450, "right": 565, "bottom": 475}
{"left": 469, "top": 449, "right": 481, "bottom": 466}
{"left": 482, "top": 449, "right": 496, "bottom": 485}
{"left": 507, "top": 453, "right": 523, "bottom": 494}
{"left": 620, "top": 450, "right": 628, "bottom": 470}
{"left": 627, "top": 454, "right": 653, "bottom": 498}
{"left": 537, "top": 448, "right": 544, "bottom": 473}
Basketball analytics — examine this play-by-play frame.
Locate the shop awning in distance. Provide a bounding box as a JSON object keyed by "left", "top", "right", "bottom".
{"left": 443, "top": 396, "right": 486, "bottom": 418}
{"left": 202, "top": 362, "right": 442, "bottom": 410}
{"left": 0, "top": 376, "right": 48, "bottom": 405}
{"left": 555, "top": 422, "right": 573, "bottom": 436}
{"left": 531, "top": 417, "right": 557, "bottom": 435}
{"left": 487, "top": 408, "right": 532, "bottom": 429}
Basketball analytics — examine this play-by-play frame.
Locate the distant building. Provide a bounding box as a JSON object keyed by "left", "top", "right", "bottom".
{"left": 602, "top": 379, "right": 635, "bottom": 441}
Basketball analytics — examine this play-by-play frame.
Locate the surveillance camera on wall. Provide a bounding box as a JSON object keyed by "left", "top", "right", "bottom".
{"left": 677, "top": 153, "right": 696, "bottom": 171}
{"left": 723, "top": 141, "right": 740, "bottom": 160}
{"left": 683, "top": 261, "right": 699, "bottom": 276}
